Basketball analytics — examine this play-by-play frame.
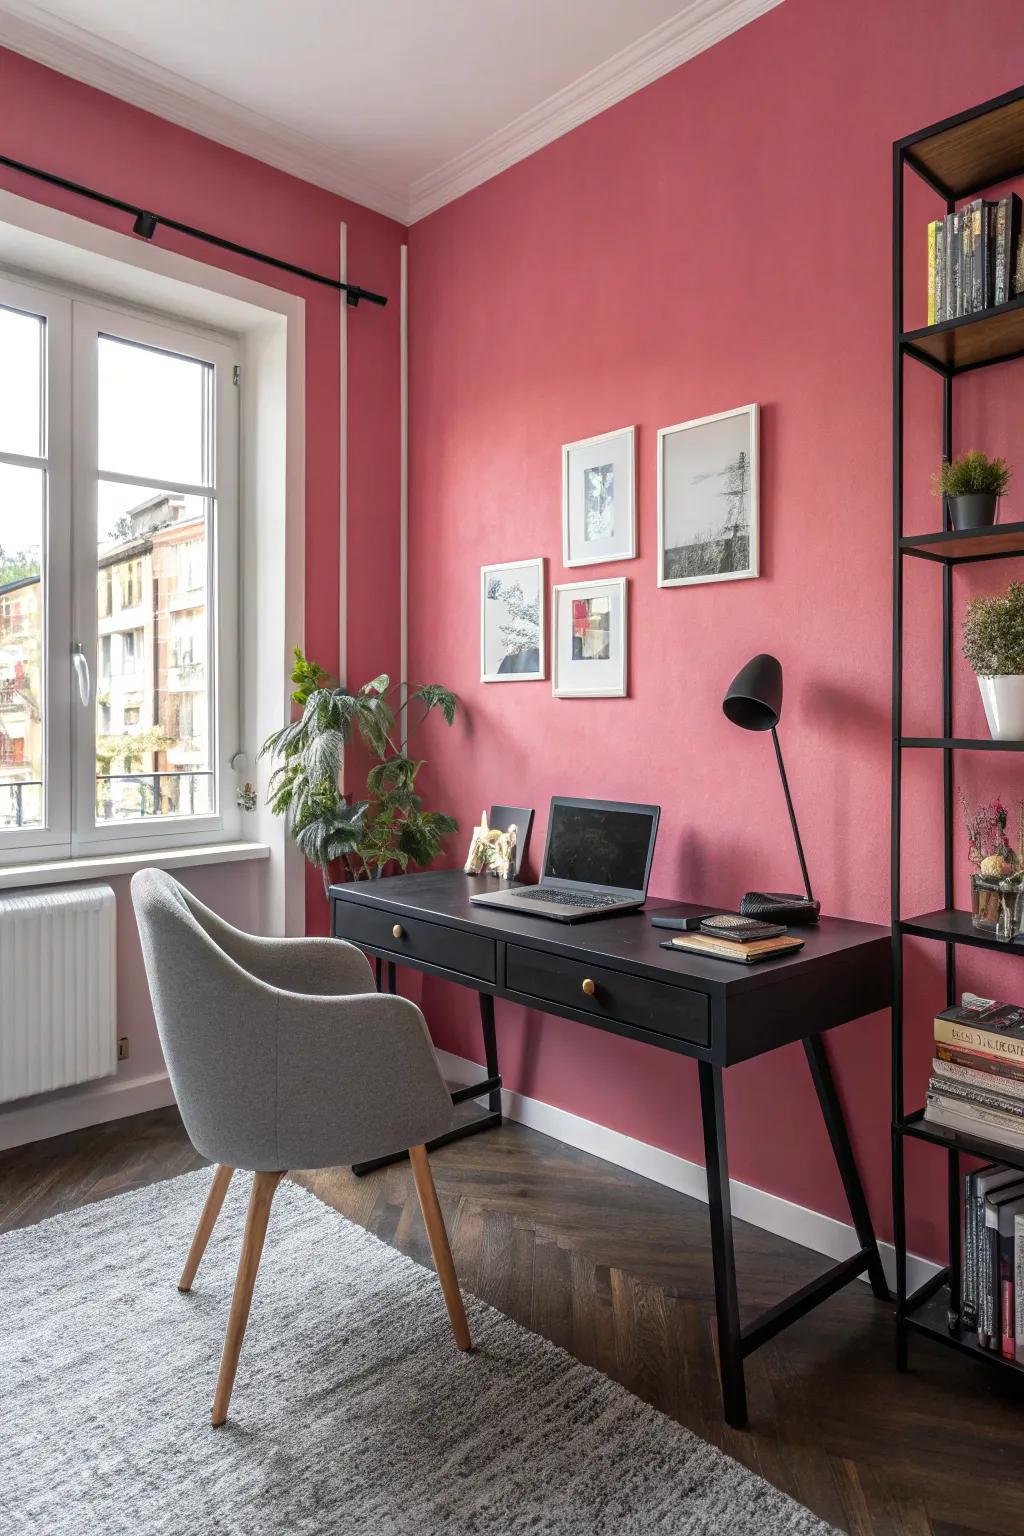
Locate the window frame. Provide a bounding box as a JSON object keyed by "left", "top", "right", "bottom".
{"left": 0, "top": 271, "right": 241, "bottom": 864}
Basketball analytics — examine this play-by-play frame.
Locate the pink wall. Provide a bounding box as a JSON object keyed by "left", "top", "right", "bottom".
{"left": 407, "top": 0, "right": 1024, "bottom": 1258}
{"left": 0, "top": 47, "right": 405, "bottom": 936}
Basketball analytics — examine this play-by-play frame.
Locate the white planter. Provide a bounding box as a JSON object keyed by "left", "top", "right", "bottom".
{"left": 977, "top": 674, "right": 1024, "bottom": 740}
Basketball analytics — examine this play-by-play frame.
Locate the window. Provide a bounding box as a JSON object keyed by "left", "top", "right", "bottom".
{"left": 0, "top": 274, "right": 239, "bottom": 859}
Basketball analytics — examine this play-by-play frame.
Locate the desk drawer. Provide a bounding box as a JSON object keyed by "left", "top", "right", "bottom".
{"left": 505, "top": 945, "right": 709, "bottom": 1048}
{"left": 333, "top": 901, "right": 496, "bottom": 984}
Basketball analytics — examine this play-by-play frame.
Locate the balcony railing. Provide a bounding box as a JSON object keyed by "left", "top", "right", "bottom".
{"left": 0, "top": 779, "right": 42, "bottom": 827}
{"left": 95, "top": 769, "right": 214, "bottom": 821}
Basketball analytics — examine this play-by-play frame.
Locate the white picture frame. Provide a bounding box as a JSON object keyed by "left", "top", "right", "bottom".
{"left": 551, "top": 577, "right": 627, "bottom": 698}
{"left": 562, "top": 425, "right": 636, "bottom": 567}
{"left": 480, "top": 557, "right": 545, "bottom": 682}
{"left": 657, "top": 404, "right": 759, "bottom": 588}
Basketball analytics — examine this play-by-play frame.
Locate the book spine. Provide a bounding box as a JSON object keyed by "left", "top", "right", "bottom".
{"left": 933, "top": 1056, "right": 1024, "bottom": 1098}
{"left": 929, "top": 1079, "right": 1024, "bottom": 1118}
{"left": 962, "top": 209, "right": 972, "bottom": 316}
{"left": 936, "top": 220, "right": 946, "bottom": 322}
{"left": 950, "top": 212, "right": 960, "bottom": 317}
{"left": 980, "top": 1210, "right": 993, "bottom": 1347}
{"left": 971, "top": 200, "right": 985, "bottom": 312}
{"left": 1016, "top": 1212, "right": 1024, "bottom": 1363}
{"left": 977, "top": 1179, "right": 990, "bottom": 1343}
{"left": 1012, "top": 193, "right": 1024, "bottom": 297}
{"left": 928, "top": 220, "right": 938, "bottom": 325}
{"left": 936, "top": 1042, "right": 1024, "bottom": 1083}
{"left": 925, "top": 1097, "right": 1024, "bottom": 1147}
{"left": 995, "top": 198, "right": 1009, "bottom": 305}
{"left": 1001, "top": 1220, "right": 1017, "bottom": 1358}
{"left": 964, "top": 1170, "right": 977, "bottom": 1330}
{"left": 934, "top": 1017, "right": 1024, "bottom": 1062}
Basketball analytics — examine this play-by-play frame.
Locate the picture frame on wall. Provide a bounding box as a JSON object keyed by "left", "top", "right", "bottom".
{"left": 562, "top": 425, "right": 636, "bottom": 567}
{"left": 657, "top": 403, "right": 759, "bottom": 587}
{"left": 480, "top": 558, "right": 545, "bottom": 682}
{"left": 551, "top": 576, "right": 627, "bottom": 698}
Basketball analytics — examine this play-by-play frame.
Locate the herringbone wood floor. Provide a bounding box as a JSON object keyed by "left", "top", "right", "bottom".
{"left": 2, "top": 1106, "right": 1023, "bottom": 1536}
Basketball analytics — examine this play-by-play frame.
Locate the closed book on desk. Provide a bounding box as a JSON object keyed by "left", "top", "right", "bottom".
{"left": 664, "top": 933, "right": 804, "bottom": 964}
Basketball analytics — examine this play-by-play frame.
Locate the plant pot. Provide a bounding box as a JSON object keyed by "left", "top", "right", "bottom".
{"left": 977, "top": 674, "right": 1024, "bottom": 739}
{"left": 971, "top": 872, "right": 1024, "bottom": 941}
{"left": 947, "top": 492, "right": 998, "bottom": 530}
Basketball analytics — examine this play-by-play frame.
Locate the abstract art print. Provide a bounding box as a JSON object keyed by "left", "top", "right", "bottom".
{"left": 552, "top": 577, "right": 627, "bottom": 697}
{"left": 657, "top": 404, "right": 759, "bottom": 587}
{"left": 562, "top": 426, "right": 636, "bottom": 567}
{"left": 480, "top": 558, "right": 545, "bottom": 682}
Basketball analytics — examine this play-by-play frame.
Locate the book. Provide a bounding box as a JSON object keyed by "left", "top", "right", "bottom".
{"left": 936, "top": 1041, "right": 1024, "bottom": 1085}
{"left": 934, "top": 1002, "right": 1024, "bottom": 1063}
{"left": 992, "top": 195, "right": 1020, "bottom": 306}
{"left": 1015, "top": 217, "right": 1024, "bottom": 297}
{"left": 935, "top": 218, "right": 947, "bottom": 322}
{"left": 985, "top": 1181, "right": 1024, "bottom": 1351}
{"left": 948, "top": 211, "right": 960, "bottom": 318}
{"left": 964, "top": 1165, "right": 996, "bottom": 1331}
{"left": 927, "top": 219, "right": 938, "bottom": 324}
{"left": 699, "top": 915, "right": 785, "bottom": 942}
{"left": 663, "top": 933, "right": 804, "bottom": 964}
{"left": 970, "top": 199, "right": 986, "bottom": 312}
{"left": 1016, "top": 1210, "right": 1024, "bottom": 1364}
{"left": 925, "top": 1093, "right": 1024, "bottom": 1151}
{"left": 973, "top": 1168, "right": 1024, "bottom": 1346}
{"left": 933, "top": 1055, "right": 1024, "bottom": 1100}
{"left": 927, "top": 1074, "right": 1024, "bottom": 1118}
{"left": 997, "top": 1193, "right": 1024, "bottom": 1359}
{"left": 962, "top": 206, "right": 973, "bottom": 315}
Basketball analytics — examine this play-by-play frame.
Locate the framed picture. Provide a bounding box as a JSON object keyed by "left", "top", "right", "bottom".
{"left": 562, "top": 425, "right": 636, "bottom": 567}
{"left": 552, "top": 577, "right": 627, "bottom": 698}
{"left": 657, "top": 404, "right": 759, "bottom": 587}
{"left": 480, "top": 558, "right": 545, "bottom": 682}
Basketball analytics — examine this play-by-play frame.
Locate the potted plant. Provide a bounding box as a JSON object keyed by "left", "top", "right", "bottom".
{"left": 261, "top": 648, "right": 459, "bottom": 896}
{"left": 933, "top": 450, "right": 1012, "bottom": 531}
{"left": 963, "top": 580, "right": 1024, "bottom": 739}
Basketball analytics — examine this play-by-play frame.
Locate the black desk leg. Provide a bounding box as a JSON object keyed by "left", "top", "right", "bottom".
{"left": 374, "top": 956, "right": 383, "bottom": 991}
{"left": 479, "top": 993, "right": 502, "bottom": 1117}
{"left": 698, "top": 1060, "right": 747, "bottom": 1430}
{"left": 803, "top": 1036, "right": 889, "bottom": 1300}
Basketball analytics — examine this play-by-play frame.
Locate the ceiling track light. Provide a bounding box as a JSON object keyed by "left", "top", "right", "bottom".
{"left": 132, "top": 209, "right": 158, "bottom": 239}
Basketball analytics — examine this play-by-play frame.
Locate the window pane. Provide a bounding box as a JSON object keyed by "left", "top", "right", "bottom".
{"left": 0, "top": 306, "right": 44, "bottom": 459}
{"left": 97, "top": 336, "right": 212, "bottom": 487}
{"left": 0, "top": 462, "right": 45, "bottom": 829}
{"left": 95, "top": 484, "right": 214, "bottom": 825}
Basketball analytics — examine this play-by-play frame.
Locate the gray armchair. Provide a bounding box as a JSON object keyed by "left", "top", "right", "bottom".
{"left": 131, "top": 868, "right": 470, "bottom": 1427}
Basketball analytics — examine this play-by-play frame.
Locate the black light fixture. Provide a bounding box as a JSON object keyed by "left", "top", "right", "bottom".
{"left": 723, "top": 653, "right": 820, "bottom": 924}
{"left": 132, "top": 209, "right": 158, "bottom": 240}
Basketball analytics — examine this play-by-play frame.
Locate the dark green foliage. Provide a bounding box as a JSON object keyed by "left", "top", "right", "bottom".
{"left": 261, "top": 647, "right": 459, "bottom": 892}
{"left": 963, "top": 581, "right": 1024, "bottom": 676}
{"left": 933, "top": 451, "right": 1012, "bottom": 499}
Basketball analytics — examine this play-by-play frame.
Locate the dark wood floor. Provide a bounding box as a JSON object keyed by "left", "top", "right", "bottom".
{"left": 2, "top": 1107, "right": 1023, "bottom": 1536}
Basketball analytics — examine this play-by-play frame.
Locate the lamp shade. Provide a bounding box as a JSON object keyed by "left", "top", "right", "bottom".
{"left": 722, "top": 653, "right": 783, "bottom": 732}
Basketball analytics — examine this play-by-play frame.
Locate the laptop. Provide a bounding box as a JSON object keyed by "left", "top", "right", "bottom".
{"left": 469, "top": 797, "right": 660, "bottom": 922}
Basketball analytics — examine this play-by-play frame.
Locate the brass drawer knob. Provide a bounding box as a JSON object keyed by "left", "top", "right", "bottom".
{"left": 581, "top": 977, "right": 596, "bottom": 997}
{"left": 392, "top": 924, "right": 404, "bottom": 940}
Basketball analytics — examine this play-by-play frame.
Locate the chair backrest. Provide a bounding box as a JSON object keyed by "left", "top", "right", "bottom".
{"left": 489, "top": 805, "right": 534, "bottom": 876}
{"left": 131, "top": 867, "right": 280, "bottom": 1169}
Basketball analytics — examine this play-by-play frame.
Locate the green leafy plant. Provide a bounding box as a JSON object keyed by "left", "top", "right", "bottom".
{"left": 933, "top": 450, "right": 1012, "bottom": 499}
{"left": 963, "top": 581, "right": 1024, "bottom": 676}
{"left": 261, "top": 648, "right": 459, "bottom": 893}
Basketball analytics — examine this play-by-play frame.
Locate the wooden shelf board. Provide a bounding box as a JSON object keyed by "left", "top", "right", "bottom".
{"left": 900, "top": 907, "right": 1024, "bottom": 954}
{"left": 901, "top": 736, "right": 1024, "bottom": 751}
{"left": 904, "top": 1282, "right": 1024, "bottom": 1375}
{"left": 900, "top": 1109, "right": 1024, "bottom": 1174}
{"left": 902, "top": 295, "right": 1024, "bottom": 372}
{"left": 901, "top": 522, "right": 1024, "bottom": 562}
{"left": 903, "top": 91, "right": 1024, "bottom": 200}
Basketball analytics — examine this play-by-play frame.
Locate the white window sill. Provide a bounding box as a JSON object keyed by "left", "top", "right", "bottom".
{"left": 0, "top": 841, "right": 271, "bottom": 890}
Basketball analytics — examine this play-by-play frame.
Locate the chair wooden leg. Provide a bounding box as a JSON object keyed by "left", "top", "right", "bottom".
{"left": 408, "top": 1144, "right": 471, "bottom": 1352}
{"left": 178, "top": 1165, "right": 234, "bottom": 1292}
{"left": 211, "top": 1170, "right": 285, "bottom": 1427}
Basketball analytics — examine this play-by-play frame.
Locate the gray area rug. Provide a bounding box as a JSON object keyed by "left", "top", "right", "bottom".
{"left": 0, "top": 1170, "right": 835, "bottom": 1536}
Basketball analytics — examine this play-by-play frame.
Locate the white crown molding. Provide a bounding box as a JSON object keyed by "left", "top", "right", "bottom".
{"left": 0, "top": 0, "right": 410, "bottom": 223}
{"left": 406, "top": 0, "right": 785, "bottom": 222}
{"left": 0, "top": 0, "right": 783, "bottom": 227}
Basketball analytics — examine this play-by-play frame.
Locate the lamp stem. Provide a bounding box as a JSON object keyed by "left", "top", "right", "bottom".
{"left": 771, "top": 726, "right": 813, "bottom": 903}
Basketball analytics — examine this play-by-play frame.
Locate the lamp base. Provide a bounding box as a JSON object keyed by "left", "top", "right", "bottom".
{"left": 739, "top": 891, "right": 821, "bottom": 925}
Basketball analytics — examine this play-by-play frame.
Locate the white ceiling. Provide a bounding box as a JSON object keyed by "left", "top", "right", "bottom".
{"left": 0, "top": 0, "right": 781, "bottom": 223}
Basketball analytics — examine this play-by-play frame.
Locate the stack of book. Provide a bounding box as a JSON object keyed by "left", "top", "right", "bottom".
{"left": 664, "top": 914, "right": 804, "bottom": 965}
{"left": 925, "top": 992, "right": 1024, "bottom": 1149}
{"left": 961, "top": 1162, "right": 1024, "bottom": 1363}
{"left": 927, "top": 192, "right": 1022, "bottom": 323}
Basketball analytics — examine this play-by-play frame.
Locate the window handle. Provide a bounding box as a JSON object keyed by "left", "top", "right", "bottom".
{"left": 72, "top": 643, "right": 91, "bottom": 707}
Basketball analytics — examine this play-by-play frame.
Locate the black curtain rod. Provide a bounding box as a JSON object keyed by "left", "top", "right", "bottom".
{"left": 0, "top": 153, "right": 388, "bottom": 307}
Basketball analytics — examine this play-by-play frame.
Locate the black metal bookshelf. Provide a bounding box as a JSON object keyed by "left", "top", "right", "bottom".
{"left": 892, "top": 84, "right": 1024, "bottom": 1383}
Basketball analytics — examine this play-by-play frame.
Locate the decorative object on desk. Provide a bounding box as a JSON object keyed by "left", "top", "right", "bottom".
{"left": 561, "top": 425, "right": 636, "bottom": 567}
{"left": 722, "top": 652, "right": 820, "bottom": 924}
{"left": 480, "top": 558, "right": 544, "bottom": 682}
{"left": 261, "top": 647, "right": 459, "bottom": 895}
{"left": 962, "top": 580, "right": 1024, "bottom": 740}
{"left": 463, "top": 810, "right": 517, "bottom": 879}
{"left": 663, "top": 932, "right": 804, "bottom": 964}
{"left": 932, "top": 450, "right": 1012, "bottom": 531}
{"left": 657, "top": 404, "right": 758, "bottom": 587}
{"left": 488, "top": 803, "right": 533, "bottom": 875}
{"left": 552, "top": 576, "right": 627, "bottom": 698}
{"left": 960, "top": 790, "right": 1023, "bottom": 940}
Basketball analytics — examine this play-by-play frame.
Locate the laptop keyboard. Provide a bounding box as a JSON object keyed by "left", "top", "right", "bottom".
{"left": 516, "top": 888, "right": 624, "bottom": 909}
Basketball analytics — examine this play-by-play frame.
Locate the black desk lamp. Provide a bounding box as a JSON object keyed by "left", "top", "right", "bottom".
{"left": 722, "top": 653, "right": 820, "bottom": 924}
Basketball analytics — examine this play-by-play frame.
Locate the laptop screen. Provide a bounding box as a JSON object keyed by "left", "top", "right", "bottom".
{"left": 542, "top": 799, "right": 659, "bottom": 895}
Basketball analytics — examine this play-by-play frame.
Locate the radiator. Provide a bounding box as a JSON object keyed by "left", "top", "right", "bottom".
{"left": 0, "top": 884, "right": 117, "bottom": 1104}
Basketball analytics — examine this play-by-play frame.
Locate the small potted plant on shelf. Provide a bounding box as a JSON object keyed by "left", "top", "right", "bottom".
{"left": 962, "top": 580, "right": 1024, "bottom": 740}
{"left": 961, "top": 792, "right": 1024, "bottom": 941}
{"left": 933, "top": 450, "right": 1012, "bottom": 531}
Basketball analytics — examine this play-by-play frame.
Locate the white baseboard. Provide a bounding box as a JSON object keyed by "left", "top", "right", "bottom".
{"left": 0, "top": 1070, "right": 175, "bottom": 1152}
{"left": 435, "top": 1048, "right": 939, "bottom": 1295}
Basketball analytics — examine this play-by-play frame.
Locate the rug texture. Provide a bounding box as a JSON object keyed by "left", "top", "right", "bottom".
{"left": 0, "top": 1170, "right": 835, "bottom": 1536}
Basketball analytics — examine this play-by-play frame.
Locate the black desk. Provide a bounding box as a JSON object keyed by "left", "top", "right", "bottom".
{"left": 331, "top": 870, "right": 892, "bottom": 1427}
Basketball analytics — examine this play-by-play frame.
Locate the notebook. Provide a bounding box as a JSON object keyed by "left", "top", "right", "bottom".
{"left": 661, "top": 933, "right": 805, "bottom": 965}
